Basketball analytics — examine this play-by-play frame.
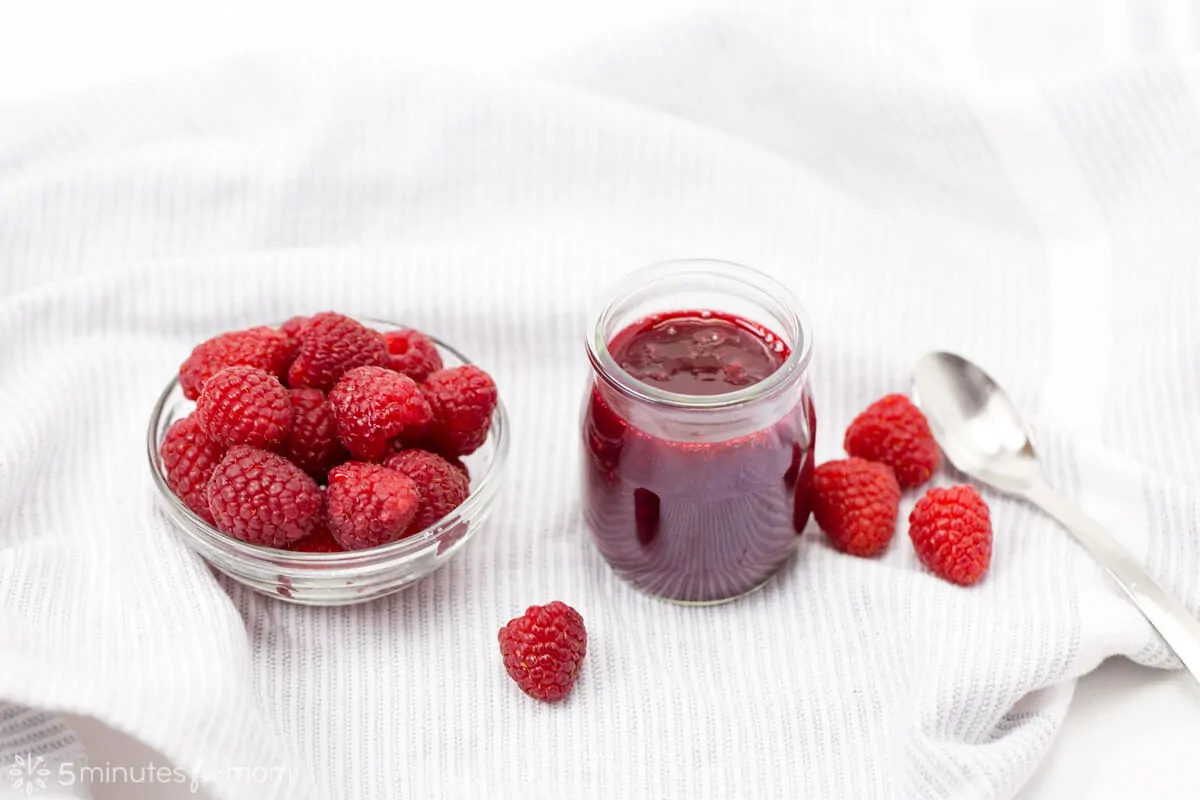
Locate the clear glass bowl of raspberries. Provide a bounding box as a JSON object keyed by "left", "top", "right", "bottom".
{"left": 146, "top": 315, "right": 509, "bottom": 606}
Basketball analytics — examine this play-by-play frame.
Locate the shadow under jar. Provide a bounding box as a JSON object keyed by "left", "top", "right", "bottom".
{"left": 582, "top": 260, "right": 816, "bottom": 605}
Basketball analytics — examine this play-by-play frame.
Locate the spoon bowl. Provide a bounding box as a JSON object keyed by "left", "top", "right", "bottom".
{"left": 912, "top": 352, "right": 1040, "bottom": 493}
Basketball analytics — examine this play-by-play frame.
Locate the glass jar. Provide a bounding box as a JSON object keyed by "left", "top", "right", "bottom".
{"left": 581, "top": 259, "right": 816, "bottom": 604}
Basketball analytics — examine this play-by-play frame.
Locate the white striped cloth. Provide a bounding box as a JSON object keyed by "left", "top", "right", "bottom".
{"left": 2, "top": 7, "right": 1199, "bottom": 799}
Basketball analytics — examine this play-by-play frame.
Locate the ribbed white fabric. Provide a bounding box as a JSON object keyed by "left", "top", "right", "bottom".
{"left": 1, "top": 7, "right": 1199, "bottom": 799}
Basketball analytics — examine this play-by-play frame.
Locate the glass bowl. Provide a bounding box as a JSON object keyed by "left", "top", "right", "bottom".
{"left": 146, "top": 320, "right": 509, "bottom": 606}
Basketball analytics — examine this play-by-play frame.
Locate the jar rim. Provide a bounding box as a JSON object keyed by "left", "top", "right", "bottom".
{"left": 586, "top": 259, "right": 813, "bottom": 410}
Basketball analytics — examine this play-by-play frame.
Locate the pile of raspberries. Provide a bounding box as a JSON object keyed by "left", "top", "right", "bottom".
{"left": 159, "top": 312, "right": 498, "bottom": 553}
{"left": 811, "top": 394, "right": 994, "bottom": 586}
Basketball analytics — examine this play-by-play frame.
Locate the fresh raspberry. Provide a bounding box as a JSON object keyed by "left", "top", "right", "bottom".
{"left": 207, "top": 446, "right": 323, "bottom": 546}
{"left": 392, "top": 419, "right": 431, "bottom": 451}
{"left": 447, "top": 457, "right": 470, "bottom": 482}
{"left": 325, "top": 462, "right": 420, "bottom": 550}
{"left": 179, "top": 326, "right": 297, "bottom": 400}
{"left": 283, "top": 388, "right": 347, "bottom": 479}
{"left": 421, "top": 366, "right": 498, "bottom": 457}
{"left": 159, "top": 414, "right": 226, "bottom": 525}
{"left": 384, "top": 328, "right": 444, "bottom": 382}
{"left": 280, "top": 315, "right": 312, "bottom": 341}
{"left": 328, "top": 366, "right": 432, "bottom": 462}
{"left": 844, "top": 394, "right": 941, "bottom": 489}
{"left": 196, "top": 366, "right": 292, "bottom": 449}
{"left": 287, "top": 312, "right": 387, "bottom": 391}
{"left": 286, "top": 525, "right": 343, "bottom": 553}
{"left": 498, "top": 601, "right": 587, "bottom": 702}
{"left": 386, "top": 439, "right": 469, "bottom": 480}
{"left": 383, "top": 449, "right": 471, "bottom": 534}
{"left": 811, "top": 458, "right": 901, "bottom": 557}
{"left": 908, "top": 485, "right": 992, "bottom": 586}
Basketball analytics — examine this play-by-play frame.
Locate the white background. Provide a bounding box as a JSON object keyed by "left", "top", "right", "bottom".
{"left": 4, "top": 1, "right": 1199, "bottom": 798}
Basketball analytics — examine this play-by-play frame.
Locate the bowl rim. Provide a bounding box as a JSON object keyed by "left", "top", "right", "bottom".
{"left": 146, "top": 321, "right": 509, "bottom": 570}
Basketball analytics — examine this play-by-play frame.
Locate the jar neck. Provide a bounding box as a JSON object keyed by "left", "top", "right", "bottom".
{"left": 587, "top": 259, "right": 812, "bottom": 442}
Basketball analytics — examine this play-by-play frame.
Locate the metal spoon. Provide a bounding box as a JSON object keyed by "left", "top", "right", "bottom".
{"left": 912, "top": 351, "right": 1200, "bottom": 684}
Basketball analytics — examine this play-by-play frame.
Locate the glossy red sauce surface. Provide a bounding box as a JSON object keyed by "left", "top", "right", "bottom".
{"left": 608, "top": 310, "right": 788, "bottom": 396}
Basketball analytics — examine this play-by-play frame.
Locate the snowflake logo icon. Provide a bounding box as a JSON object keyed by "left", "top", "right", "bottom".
{"left": 7, "top": 753, "right": 50, "bottom": 795}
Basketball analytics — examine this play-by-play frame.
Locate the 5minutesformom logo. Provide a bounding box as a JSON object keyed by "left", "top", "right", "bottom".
{"left": 7, "top": 753, "right": 51, "bottom": 796}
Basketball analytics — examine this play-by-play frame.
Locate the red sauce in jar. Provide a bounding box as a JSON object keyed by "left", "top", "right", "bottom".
{"left": 582, "top": 310, "right": 815, "bottom": 603}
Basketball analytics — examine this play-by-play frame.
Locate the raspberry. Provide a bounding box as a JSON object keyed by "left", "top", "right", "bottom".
{"left": 387, "top": 439, "right": 469, "bottom": 480}
{"left": 286, "top": 526, "right": 343, "bottom": 553}
{"left": 179, "top": 326, "right": 297, "bottom": 400}
{"left": 159, "top": 414, "right": 226, "bottom": 525}
{"left": 908, "top": 485, "right": 992, "bottom": 586}
{"left": 844, "top": 394, "right": 941, "bottom": 489}
{"left": 811, "top": 458, "right": 901, "bottom": 557}
{"left": 207, "top": 446, "right": 323, "bottom": 546}
{"left": 287, "top": 312, "right": 387, "bottom": 391}
{"left": 392, "top": 419, "right": 431, "bottom": 450}
{"left": 280, "top": 315, "right": 312, "bottom": 341}
{"left": 498, "top": 601, "right": 587, "bottom": 702}
{"left": 325, "top": 462, "right": 421, "bottom": 550}
{"left": 421, "top": 366, "right": 498, "bottom": 457}
{"left": 196, "top": 366, "right": 292, "bottom": 449}
{"left": 383, "top": 449, "right": 470, "bottom": 534}
{"left": 447, "top": 457, "right": 470, "bottom": 482}
{"left": 328, "top": 366, "right": 432, "bottom": 462}
{"left": 283, "top": 388, "right": 347, "bottom": 479}
{"left": 384, "top": 328, "right": 444, "bottom": 383}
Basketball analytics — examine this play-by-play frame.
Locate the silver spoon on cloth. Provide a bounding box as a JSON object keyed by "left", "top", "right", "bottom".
{"left": 912, "top": 351, "right": 1200, "bottom": 685}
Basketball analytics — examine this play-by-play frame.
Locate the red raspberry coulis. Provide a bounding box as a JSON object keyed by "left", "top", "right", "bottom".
{"left": 611, "top": 311, "right": 787, "bottom": 395}
{"left": 582, "top": 310, "right": 816, "bottom": 603}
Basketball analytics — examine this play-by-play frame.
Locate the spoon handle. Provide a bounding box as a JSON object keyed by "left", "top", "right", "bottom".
{"left": 1027, "top": 481, "right": 1200, "bottom": 684}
